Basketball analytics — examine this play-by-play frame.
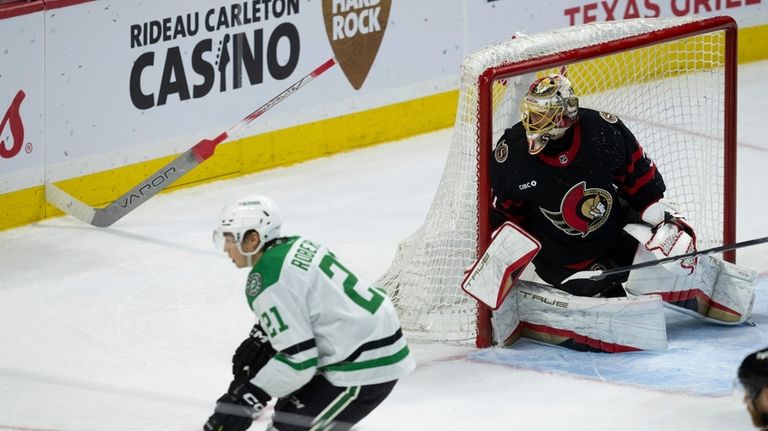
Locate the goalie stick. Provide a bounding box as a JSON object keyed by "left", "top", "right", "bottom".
{"left": 561, "top": 235, "right": 768, "bottom": 283}
{"left": 46, "top": 58, "right": 337, "bottom": 227}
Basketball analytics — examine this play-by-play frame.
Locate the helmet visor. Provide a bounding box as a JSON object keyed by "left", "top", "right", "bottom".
{"left": 212, "top": 228, "right": 236, "bottom": 252}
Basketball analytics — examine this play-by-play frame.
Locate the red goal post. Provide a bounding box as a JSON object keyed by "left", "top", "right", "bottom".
{"left": 378, "top": 16, "right": 737, "bottom": 348}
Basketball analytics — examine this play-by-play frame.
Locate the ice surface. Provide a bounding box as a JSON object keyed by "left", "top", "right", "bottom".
{"left": 1, "top": 61, "right": 767, "bottom": 430}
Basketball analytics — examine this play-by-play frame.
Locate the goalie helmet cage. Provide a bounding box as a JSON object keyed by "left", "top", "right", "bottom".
{"left": 376, "top": 16, "right": 737, "bottom": 348}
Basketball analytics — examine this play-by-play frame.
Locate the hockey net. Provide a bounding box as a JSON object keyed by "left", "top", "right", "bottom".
{"left": 377, "top": 16, "right": 737, "bottom": 346}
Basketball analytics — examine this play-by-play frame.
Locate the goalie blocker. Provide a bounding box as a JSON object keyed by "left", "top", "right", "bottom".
{"left": 461, "top": 222, "right": 540, "bottom": 310}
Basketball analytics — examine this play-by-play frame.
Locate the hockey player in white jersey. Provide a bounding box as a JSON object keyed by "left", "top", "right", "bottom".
{"left": 204, "top": 195, "right": 416, "bottom": 431}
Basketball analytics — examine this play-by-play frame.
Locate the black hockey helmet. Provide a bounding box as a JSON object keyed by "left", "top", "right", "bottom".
{"left": 739, "top": 348, "right": 768, "bottom": 397}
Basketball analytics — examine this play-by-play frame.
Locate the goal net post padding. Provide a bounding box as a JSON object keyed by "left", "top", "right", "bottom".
{"left": 377, "top": 16, "right": 737, "bottom": 347}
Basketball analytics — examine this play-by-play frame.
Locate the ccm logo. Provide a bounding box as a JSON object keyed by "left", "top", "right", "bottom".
{"left": 1, "top": 90, "right": 26, "bottom": 159}
{"left": 518, "top": 180, "right": 537, "bottom": 190}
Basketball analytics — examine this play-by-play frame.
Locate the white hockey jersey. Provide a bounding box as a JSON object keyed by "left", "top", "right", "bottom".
{"left": 246, "top": 236, "right": 416, "bottom": 398}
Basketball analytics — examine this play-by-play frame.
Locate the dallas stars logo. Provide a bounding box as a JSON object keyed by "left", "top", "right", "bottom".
{"left": 246, "top": 272, "right": 263, "bottom": 298}
{"left": 540, "top": 181, "right": 613, "bottom": 237}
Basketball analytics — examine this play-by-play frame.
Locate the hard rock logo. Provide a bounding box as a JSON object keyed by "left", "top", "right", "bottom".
{"left": 540, "top": 181, "right": 613, "bottom": 237}
{"left": 322, "top": 0, "right": 391, "bottom": 90}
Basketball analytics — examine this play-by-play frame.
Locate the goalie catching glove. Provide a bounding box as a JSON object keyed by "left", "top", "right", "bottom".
{"left": 637, "top": 199, "right": 697, "bottom": 275}
{"left": 203, "top": 380, "right": 271, "bottom": 431}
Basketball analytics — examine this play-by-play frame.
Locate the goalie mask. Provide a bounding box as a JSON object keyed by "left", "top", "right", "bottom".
{"left": 213, "top": 194, "right": 283, "bottom": 262}
{"left": 521, "top": 74, "right": 579, "bottom": 155}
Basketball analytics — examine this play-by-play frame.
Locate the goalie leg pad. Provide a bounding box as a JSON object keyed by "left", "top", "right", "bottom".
{"left": 492, "top": 281, "right": 667, "bottom": 352}
{"left": 625, "top": 248, "right": 758, "bottom": 325}
{"left": 491, "top": 285, "right": 523, "bottom": 347}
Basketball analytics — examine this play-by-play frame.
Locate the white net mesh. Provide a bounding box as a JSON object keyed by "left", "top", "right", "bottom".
{"left": 377, "top": 17, "right": 733, "bottom": 343}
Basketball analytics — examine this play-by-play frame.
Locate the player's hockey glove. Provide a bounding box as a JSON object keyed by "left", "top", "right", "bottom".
{"left": 203, "top": 380, "right": 271, "bottom": 431}
{"left": 640, "top": 199, "right": 697, "bottom": 275}
{"left": 232, "top": 323, "right": 275, "bottom": 379}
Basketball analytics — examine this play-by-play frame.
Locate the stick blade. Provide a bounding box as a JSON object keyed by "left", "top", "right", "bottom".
{"left": 561, "top": 270, "right": 604, "bottom": 284}
{"left": 45, "top": 182, "right": 98, "bottom": 225}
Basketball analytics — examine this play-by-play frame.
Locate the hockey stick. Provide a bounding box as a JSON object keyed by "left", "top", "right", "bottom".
{"left": 561, "top": 235, "right": 768, "bottom": 282}
{"left": 46, "top": 58, "right": 337, "bottom": 227}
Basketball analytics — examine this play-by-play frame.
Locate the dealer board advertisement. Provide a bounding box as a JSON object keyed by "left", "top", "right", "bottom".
{"left": 0, "top": 0, "right": 766, "bottom": 228}
{"left": 0, "top": 7, "right": 45, "bottom": 195}
{"left": 36, "top": 0, "right": 464, "bottom": 184}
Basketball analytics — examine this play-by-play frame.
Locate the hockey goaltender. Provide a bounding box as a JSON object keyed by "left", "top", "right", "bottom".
{"left": 462, "top": 74, "right": 758, "bottom": 353}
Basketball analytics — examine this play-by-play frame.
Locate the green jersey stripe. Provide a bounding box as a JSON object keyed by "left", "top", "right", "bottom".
{"left": 321, "top": 346, "right": 410, "bottom": 372}
{"left": 309, "top": 386, "right": 360, "bottom": 431}
{"left": 274, "top": 353, "right": 319, "bottom": 370}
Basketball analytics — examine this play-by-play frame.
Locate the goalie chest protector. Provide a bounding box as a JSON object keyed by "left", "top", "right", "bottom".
{"left": 489, "top": 108, "right": 666, "bottom": 267}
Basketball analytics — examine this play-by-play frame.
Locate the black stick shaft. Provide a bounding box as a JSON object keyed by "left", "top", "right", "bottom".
{"left": 588, "top": 236, "right": 768, "bottom": 280}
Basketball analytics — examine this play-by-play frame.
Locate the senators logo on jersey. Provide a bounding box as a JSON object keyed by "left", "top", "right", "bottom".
{"left": 540, "top": 181, "right": 613, "bottom": 237}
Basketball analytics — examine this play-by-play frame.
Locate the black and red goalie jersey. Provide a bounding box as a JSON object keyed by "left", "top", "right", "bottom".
{"left": 489, "top": 108, "right": 666, "bottom": 285}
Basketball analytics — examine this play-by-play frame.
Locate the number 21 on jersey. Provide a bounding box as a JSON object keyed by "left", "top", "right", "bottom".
{"left": 261, "top": 306, "right": 289, "bottom": 337}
